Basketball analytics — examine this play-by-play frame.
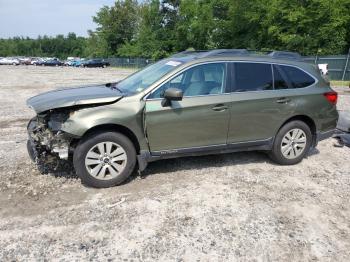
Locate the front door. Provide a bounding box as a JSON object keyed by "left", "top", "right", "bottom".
{"left": 145, "top": 62, "right": 231, "bottom": 152}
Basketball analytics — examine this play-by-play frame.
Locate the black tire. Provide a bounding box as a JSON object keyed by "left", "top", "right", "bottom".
{"left": 73, "top": 132, "right": 136, "bottom": 188}
{"left": 27, "top": 140, "right": 36, "bottom": 162}
{"left": 269, "top": 120, "right": 312, "bottom": 165}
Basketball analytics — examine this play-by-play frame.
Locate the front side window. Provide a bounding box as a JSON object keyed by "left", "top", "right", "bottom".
{"left": 234, "top": 63, "right": 273, "bottom": 92}
{"left": 280, "top": 65, "right": 315, "bottom": 88}
{"left": 149, "top": 63, "right": 226, "bottom": 99}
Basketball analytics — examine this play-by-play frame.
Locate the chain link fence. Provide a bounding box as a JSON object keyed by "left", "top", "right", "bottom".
{"left": 105, "top": 57, "right": 154, "bottom": 69}
{"left": 303, "top": 54, "right": 350, "bottom": 81}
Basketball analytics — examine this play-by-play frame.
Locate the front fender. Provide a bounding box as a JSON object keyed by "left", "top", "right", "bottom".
{"left": 61, "top": 99, "right": 148, "bottom": 149}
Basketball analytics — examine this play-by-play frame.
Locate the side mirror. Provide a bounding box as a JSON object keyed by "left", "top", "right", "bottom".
{"left": 161, "top": 88, "right": 183, "bottom": 107}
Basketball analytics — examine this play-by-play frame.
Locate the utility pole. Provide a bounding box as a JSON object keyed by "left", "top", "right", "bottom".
{"left": 342, "top": 48, "right": 350, "bottom": 83}
{"left": 314, "top": 48, "right": 321, "bottom": 65}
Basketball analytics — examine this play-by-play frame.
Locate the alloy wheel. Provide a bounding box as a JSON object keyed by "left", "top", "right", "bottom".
{"left": 281, "top": 128, "right": 307, "bottom": 159}
{"left": 85, "top": 142, "right": 127, "bottom": 180}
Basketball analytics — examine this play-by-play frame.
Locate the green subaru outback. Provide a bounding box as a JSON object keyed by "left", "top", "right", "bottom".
{"left": 27, "top": 50, "right": 338, "bottom": 188}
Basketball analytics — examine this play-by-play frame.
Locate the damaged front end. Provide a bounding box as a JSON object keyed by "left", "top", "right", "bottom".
{"left": 27, "top": 110, "right": 76, "bottom": 173}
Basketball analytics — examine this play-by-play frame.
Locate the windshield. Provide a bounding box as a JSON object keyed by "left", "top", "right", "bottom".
{"left": 116, "top": 59, "right": 182, "bottom": 94}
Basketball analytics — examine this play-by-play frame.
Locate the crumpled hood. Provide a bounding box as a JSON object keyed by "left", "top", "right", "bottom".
{"left": 27, "top": 84, "right": 123, "bottom": 113}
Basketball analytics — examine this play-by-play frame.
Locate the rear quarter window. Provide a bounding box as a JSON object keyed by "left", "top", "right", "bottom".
{"left": 280, "top": 65, "right": 315, "bottom": 88}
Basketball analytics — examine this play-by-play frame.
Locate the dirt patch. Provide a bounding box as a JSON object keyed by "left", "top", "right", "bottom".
{"left": 0, "top": 118, "right": 28, "bottom": 129}
{"left": 0, "top": 66, "right": 349, "bottom": 261}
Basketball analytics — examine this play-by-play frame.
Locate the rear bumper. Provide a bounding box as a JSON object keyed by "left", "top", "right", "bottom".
{"left": 316, "top": 129, "right": 336, "bottom": 144}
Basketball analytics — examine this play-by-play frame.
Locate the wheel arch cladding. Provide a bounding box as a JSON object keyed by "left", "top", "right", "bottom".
{"left": 80, "top": 124, "right": 141, "bottom": 154}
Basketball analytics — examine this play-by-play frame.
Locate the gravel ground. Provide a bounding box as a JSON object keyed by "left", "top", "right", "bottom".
{"left": 0, "top": 65, "right": 349, "bottom": 261}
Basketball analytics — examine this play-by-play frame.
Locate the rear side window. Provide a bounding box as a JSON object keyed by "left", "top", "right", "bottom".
{"left": 234, "top": 63, "right": 273, "bottom": 92}
{"left": 280, "top": 65, "right": 315, "bottom": 88}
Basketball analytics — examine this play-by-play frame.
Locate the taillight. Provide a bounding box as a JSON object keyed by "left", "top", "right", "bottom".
{"left": 323, "top": 92, "right": 338, "bottom": 105}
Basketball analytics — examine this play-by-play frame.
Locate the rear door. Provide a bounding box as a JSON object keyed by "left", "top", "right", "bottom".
{"left": 227, "top": 62, "right": 299, "bottom": 144}
{"left": 145, "top": 62, "right": 232, "bottom": 152}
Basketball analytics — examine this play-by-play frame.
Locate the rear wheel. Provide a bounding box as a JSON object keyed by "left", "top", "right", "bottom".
{"left": 73, "top": 132, "right": 136, "bottom": 188}
{"left": 269, "top": 120, "right": 312, "bottom": 165}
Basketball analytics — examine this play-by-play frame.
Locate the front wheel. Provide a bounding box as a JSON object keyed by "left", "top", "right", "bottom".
{"left": 73, "top": 132, "right": 136, "bottom": 188}
{"left": 269, "top": 120, "right": 312, "bottom": 165}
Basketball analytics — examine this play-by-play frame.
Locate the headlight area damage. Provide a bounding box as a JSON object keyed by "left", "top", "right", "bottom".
{"left": 27, "top": 110, "right": 76, "bottom": 173}
{"left": 26, "top": 83, "right": 125, "bottom": 174}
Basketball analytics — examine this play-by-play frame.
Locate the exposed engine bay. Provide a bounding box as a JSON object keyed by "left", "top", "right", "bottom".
{"left": 27, "top": 110, "right": 75, "bottom": 173}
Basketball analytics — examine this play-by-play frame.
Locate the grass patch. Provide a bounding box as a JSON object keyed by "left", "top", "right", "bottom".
{"left": 331, "top": 81, "right": 350, "bottom": 87}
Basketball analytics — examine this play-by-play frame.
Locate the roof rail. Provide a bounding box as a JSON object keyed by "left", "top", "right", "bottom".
{"left": 171, "top": 49, "right": 250, "bottom": 58}
{"left": 171, "top": 50, "right": 207, "bottom": 58}
{"left": 199, "top": 49, "right": 249, "bottom": 58}
{"left": 268, "top": 51, "right": 302, "bottom": 60}
{"left": 172, "top": 49, "right": 303, "bottom": 60}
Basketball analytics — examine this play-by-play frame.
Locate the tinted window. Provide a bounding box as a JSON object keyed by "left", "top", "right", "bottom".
{"left": 273, "top": 65, "right": 289, "bottom": 89}
{"left": 234, "top": 63, "right": 273, "bottom": 92}
{"left": 280, "top": 65, "right": 315, "bottom": 88}
{"left": 149, "top": 63, "right": 225, "bottom": 98}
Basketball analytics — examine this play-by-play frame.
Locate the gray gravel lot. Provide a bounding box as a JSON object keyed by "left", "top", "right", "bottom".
{"left": 0, "top": 66, "right": 349, "bottom": 261}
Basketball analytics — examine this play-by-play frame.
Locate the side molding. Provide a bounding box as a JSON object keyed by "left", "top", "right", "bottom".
{"left": 136, "top": 138, "right": 273, "bottom": 171}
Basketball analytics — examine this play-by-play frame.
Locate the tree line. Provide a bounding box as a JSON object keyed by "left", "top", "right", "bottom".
{"left": 1, "top": 0, "right": 350, "bottom": 59}
{"left": 0, "top": 33, "right": 87, "bottom": 59}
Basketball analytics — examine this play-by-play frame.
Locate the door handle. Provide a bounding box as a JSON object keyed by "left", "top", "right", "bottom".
{"left": 276, "top": 97, "right": 291, "bottom": 104}
{"left": 212, "top": 104, "right": 228, "bottom": 111}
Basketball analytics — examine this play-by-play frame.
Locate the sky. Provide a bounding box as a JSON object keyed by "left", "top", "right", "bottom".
{"left": 0, "top": 0, "right": 116, "bottom": 38}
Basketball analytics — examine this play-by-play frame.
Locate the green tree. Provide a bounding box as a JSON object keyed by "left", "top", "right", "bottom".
{"left": 1, "top": 0, "right": 350, "bottom": 58}
{"left": 258, "top": 0, "right": 350, "bottom": 55}
{"left": 120, "top": 0, "right": 184, "bottom": 59}
{"left": 87, "top": 0, "right": 139, "bottom": 56}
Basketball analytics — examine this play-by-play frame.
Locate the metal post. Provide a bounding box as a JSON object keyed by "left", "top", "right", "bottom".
{"left": 342, "top": 48, "right": 350, "bottom": 81}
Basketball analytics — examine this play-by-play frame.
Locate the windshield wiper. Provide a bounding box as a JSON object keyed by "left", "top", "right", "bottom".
{"left": 106, "top": 82, "right": 123, "bottom": 93}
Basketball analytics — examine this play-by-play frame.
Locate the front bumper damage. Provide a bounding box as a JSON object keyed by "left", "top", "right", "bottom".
{"left": 27, "top": 111, "right": 76, "bottom": 173}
